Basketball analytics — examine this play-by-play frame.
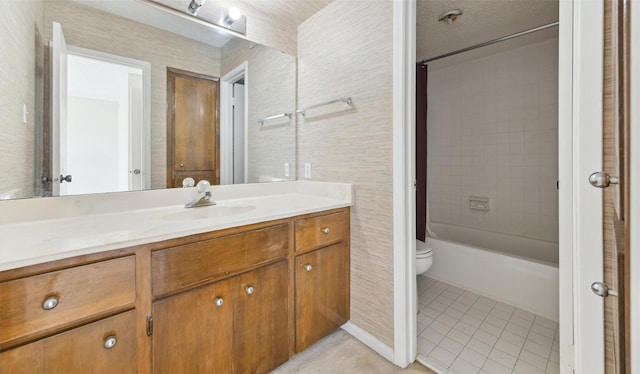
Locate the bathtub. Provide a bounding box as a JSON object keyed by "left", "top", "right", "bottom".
{"left": 422, "top": 222, "right": 559, "bottom": 321}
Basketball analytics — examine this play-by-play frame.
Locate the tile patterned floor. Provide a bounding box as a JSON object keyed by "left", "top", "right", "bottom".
{"left": 416, "top": 276, "right": 560, "bottom": 374}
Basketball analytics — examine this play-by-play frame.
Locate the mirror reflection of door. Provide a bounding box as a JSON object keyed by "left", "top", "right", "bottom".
{"left": 232, "top": 81, "right": 245, "bottom": 184}
{"left": 51, "top": 23, "right": 149, "bottom": 196}
{"left": 166, "top": 68, "right": 220, "bottom": 188}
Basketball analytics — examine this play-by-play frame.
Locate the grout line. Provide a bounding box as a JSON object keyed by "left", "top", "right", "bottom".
{"left": 417, "top": 276, "right": 559, "bottom": 374}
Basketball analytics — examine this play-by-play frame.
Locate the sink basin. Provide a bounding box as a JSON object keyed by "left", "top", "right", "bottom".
{"left": 162, "top": 204, "right": 256, "bottom": 221}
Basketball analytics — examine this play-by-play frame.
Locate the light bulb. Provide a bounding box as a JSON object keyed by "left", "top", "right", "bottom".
{"left": 228, "top": 7, "right": 241, "bottom": 21}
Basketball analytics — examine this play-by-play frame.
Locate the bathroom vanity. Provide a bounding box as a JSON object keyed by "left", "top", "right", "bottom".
{"left": 0, "top": 181, "right": 351, "bottom": 373}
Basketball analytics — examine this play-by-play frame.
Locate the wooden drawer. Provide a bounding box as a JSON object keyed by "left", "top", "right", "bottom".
{"left": 152, "top": 223, "right": 289, "bottom": 298}
{"left": 295, "top": 211, "right": 348, "bottom": 253}
{"left": 1, "top": 310, "right": 136, "bottom": 373}
{"left": 0, "top": 256, "right": 136, "bottom": 349}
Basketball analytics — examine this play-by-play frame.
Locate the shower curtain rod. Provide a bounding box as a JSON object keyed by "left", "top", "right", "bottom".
{"left": 419, "top": 21, "right": 559, "bottom": 65}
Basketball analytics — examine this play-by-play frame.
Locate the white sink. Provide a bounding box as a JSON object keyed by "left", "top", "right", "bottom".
{"left": 163, "top": 204, "right": 256, "bottom": 220}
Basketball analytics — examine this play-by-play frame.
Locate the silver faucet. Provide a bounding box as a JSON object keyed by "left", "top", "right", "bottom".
{"left": 185, "top": 180, "right": 215, "bottom": 208}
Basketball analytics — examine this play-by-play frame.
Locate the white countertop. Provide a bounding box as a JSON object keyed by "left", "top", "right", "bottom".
{"left": 0, "top": 181, "right": 352, "bottom": 272}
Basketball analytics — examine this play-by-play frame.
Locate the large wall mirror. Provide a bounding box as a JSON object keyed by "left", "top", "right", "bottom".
{"left": 0, "top": 0, "right": 296, "bottom": 201}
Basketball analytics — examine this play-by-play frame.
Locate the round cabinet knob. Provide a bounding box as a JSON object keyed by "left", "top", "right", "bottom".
{"left": 304, "top": 264, "right": 312, "bottom": 272}
{"left": 215, "top": 297, "right": 224, "bottom": 307}
{"left": 42, "top": 296, "right": 59, "bottom": 310}
{"left": 322, "top": 227, "right": 330, "bottom": 234}
{"left": 179, "top": 163, "right": 184, "bottom": 168}
{"left": 104, "top": 336, "right": 117, "bottom": 349}
{"left": 245, "top": 286, "right": 254, "bottom": 295}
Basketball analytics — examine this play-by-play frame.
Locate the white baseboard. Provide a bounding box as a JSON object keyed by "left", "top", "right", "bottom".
{"left": 341, "top": 321, "right": 395, "bottom": 364}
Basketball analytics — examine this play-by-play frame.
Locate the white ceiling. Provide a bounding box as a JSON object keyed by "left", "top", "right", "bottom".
{"left": 416, "top": 0, "right": 559, "bottom": 62}
{"left": 74, "top": 0, "right": 333, "bottom": 49}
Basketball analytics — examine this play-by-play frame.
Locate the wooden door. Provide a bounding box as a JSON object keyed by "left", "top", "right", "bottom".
{"left": 167, "top": 68, "right": 220, "bottom": 188}
{"left": 602, "top": 0, "right": 630, "bottom": 372}
{"left": 294, "top": 242, "right": 350, "bottom": 353}
{"left": 153, "top": 279, "right": 233, "bottom": 373}
{"left": 233, "top": 261, "right": 289, "bottom": 373}
{"left": 0, "top": 311, "right": 136, "bottom": 374}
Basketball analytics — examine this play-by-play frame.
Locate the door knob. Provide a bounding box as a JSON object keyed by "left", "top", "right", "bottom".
{"left": 589, "top": 172, "right": 618, "bottom": 188}
{"left": 132, "top": 169, "right": 141, "bottom": 175}
{"left": 60, "top": 174, "right": 72, "bottom": 183}
{"left": 591, "top": 281, "right": 618, "bottom": 297}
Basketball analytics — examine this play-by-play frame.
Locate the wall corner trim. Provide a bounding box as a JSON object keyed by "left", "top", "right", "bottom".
{"left": 342, "top": 321, "right": 395, "bottom": 363}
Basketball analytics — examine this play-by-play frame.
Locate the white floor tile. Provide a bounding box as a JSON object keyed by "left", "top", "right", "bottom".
{"left": 505, "top": 321, "right": 529, "bottom": 337}
{"left": 494, "top": 338, "right": 522, "bottom": 357}
{"left": 459, "top": 346, "right": 487, "bottom": 368}
{"left": 513, "top": 359, "right": 545, "bottom": 374}
{"left": 481, "top": 359, "right": 512, "bottom": 374}
{"left": 460, "top": 314, "right": 483, "bottom": 328}
{"left": 509, "top": 315, "right": 534, "bottom": 329}
{"left": 499, "top": 330, "right": 526, "bottom": 347}
{"left": 449, "top": 357, "right": 480, "bottom": 374}
{"left": 523, "top": 339, "right": 552, "bottom": 359}
{"left": 445, "top": 307, "right": 465, "bottom": 321}
{"left": 530, "top": 323, "right": 556, "bottom": 339}
{"left": 439, "top": 337, "right": 463, "bottom": 356}
{"left": 485, "top": 314, "right": 509, "bottom": 328}
{"left": 450, "top": 300, "right": 472, "bottom": 313}
{"left": 428, "top": 346, "right": 457, "bottom": 367}
{"left": 447, "top": 328, "right": 472, "bottom": 346}
{"left": 424, "top": 306, "right": 442, "bottom": 319}
{"left": 490, "top": 307, "right": 512, "bottom": 321}
{"left": 473, "top": 329, "right": 499, "bottom": 346}
{"left": 545, "top": 361, "right": 560, "bottom": 374}
{"left": 423, "top": 327, "right": 445, "bottom": 345}
{"left": 479, "top": 321, "right": 503, "bottom": 337}
{"left": 526, "top": 331, "right": 554, "bottom": 347}
{"left": 488, "top": 347, "right": 517, "bottom": 369}
{"left": 416, "top": 278, "right": 557, "bottom": 374}
{"left": 533, "top": 316, "right": 557, "bottom": 330}
{"left": 518, "top": 349, "right": 548, "bottom": 370}
{"left": 430, "top": 320, "right": 452, "bottom": 336}
{"left": 436, "top": 313, "right": 459, "bottom": 328}
{"left": 467, "top": 337, "right": 493, "bottom": 356}
{"left": 417, "top": 336, "right": 437, "bottom": 356}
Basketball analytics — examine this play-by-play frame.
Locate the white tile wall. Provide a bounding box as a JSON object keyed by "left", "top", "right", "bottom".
{"left": 427, "top": 37, "right": 559, "bottom": 243}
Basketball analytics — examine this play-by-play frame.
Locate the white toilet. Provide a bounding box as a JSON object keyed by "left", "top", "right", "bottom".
{"left": 416, "top": 240, "right": 433, "bottom": 275}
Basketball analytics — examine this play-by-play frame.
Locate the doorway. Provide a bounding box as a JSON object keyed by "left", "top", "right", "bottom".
{"left": 220, "top": 62, "right": 248, "bottom": 185}
{"left": 166, "top": 68, "right": 220, "bottom": 188}
{"left": 63, "top": 49, "right": 148, "bottom": 195}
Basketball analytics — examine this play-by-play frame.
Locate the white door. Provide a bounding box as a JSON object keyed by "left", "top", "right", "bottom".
{"left": 559, "top": 0, "right": 605, "bottom": 372}
{"left": 51, "top": 22, "right": 68, "bottom": 197}
{"left": 128, "top": 73, "right": 144, "bottom": 190}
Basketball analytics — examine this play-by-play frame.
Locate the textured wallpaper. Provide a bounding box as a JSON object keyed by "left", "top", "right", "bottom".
{"left": 297, "top": 0, "right": 395, "bottom": 348}
{"left": 221, "top": 38, "right": 297, "bottom": 183}
{"left": 0, "top": 1, "right": 45, "bottom": 199}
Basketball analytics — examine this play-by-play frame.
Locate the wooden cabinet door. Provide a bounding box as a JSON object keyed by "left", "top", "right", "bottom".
{"left": 167, "top": 68, "right": 220, "bottom": 188}
{"left": 153, "top": 279, "right": 233, "bottom": 373}
{"left": 233, "top": 261, "right": 289, "bottom": 373}
{"left": 0, "top": 311, "right": 136, "bottom": 374}
{"left": 295, "top": 242, "right": 350, "bottom": 352}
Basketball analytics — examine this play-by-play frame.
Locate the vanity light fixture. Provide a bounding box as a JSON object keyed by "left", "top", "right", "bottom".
{"left": 222, "top": 7, "right": 242, "bottom": 26}
{"left": 187, "top": 0, "right": 205, "bottom": 15}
